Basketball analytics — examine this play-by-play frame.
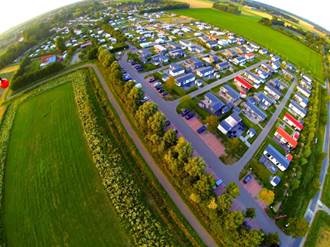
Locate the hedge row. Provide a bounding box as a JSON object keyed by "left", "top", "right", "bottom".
{"left": 72, "top": 72, "right": 173, "bottom": 246}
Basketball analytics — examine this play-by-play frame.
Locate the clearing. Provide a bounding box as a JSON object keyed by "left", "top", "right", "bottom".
{"left": 172, "top": 8, "right": 323, "bottom": 80}
{"left": 3, "top": 82, "right": 130, "bottom": 246}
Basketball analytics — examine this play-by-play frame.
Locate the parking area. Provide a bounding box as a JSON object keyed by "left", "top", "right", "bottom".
{"left": 241, "top": 175, "right": 266, "bottom": 209}
{"left": 184, "top": 116, "right": 226, "bottom": 157}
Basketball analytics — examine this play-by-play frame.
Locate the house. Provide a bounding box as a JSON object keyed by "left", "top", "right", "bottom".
{"left": 289, "top": 100, "right": 307, "bottom": 118}
{"left": 201, "top": 92, "right": 228, "bottom": 115}
{"left": 219, "top": 84, "right": 240, "bottom": 104}
{"left": 215, "top": 61, "right": 230, "bottom": 71}
{"left": 302, "top": 74, "right": 312, "bottom": 84}
{"left": 244, "top": 53, "right": 255, "bottom": 61}
{"left": 234, "top": 76, "right": 253, "bottom": 91}
{"left": 188, "top": 45, "right": 204, "bottom": 53}
{"left": 244, "top": 71, "right": 263, "bottom": 88}
{"left": 268, "top": 78, "right": 286, "bottom": 91}
{"left": 151, "top": 53, "right": 169, "bottom": 66}
{"left": 168, "top": 48, "right": 185, "bottom": 58}
{"left": 242, "top": 101, "right": 267, "bottom": 122}
{"left": 179, "top": 40, "right": 192, "bottom": 49}
{"left": 296, "top": 85, "right": 311, "bottom": 98}
{"left": 256, "top": 68, "right": 270, "bottom": 80}
{"left": 274, "top": 127, "right": 298, "bottom": 150}
{"left": 169, "top": 63, "right": 185, "bottom": 77}
{"left": 300, "top": 78, "right": 312, "bottom": 89}
{"left": 206, "top": 40, "right": 218, "bottom": 49}
{"left": 40, "top": 55, "right": 57, "bottom": 67}
{"left": 263, "top": 144, "right": 291, "bottom": 171}
{"left": 184, "top": 58, "right": 204, "bottom": 70}
{"left": 202, "top": 54, "right": 220, "bottom": 64}
{"left": 175, "top": 73, "right": 196, "bottom": 87}
{"left": 196, "top": 66, "right": 215, "bottom": 78}
{"left": 264, "top": 84, "right": 282, "bottom": 101}
{"left": 259, "top": 48, "right": 268, "bottom": 55}
{"left": 231, "top": 56, "right": 246, "bottom": 66}
{"left": 255, "top": 92, "right": 274, "bottom": 110}
{"left": 294, "top": 93, "right": 309, "bottom": 108}
{"left": 283, "top": 112, "right": 304, "bottom": 131}
{"left": 217, "top": 113, "right": 242, "bottom": 135}
{"left": 261, "top": 63, "right": 275, "bottom": 74}
{"left": 154, "top": 44, "right": 167, "bottom": 53}
{"left": 139, "top": 49, "right": 152, "bottom": 62}
{"left": 271, "top": 61, "right": 281, "bottom": 71}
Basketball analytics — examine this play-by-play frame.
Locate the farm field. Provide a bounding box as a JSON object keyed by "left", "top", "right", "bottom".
{"left": 3, "top": 83, "right": 131, "bottom": 246}
{"left": 172, "top": 8, "right": 323, "bottom": 80}
{"left": 305, "top": 211, "right": 330, "bottom": 247}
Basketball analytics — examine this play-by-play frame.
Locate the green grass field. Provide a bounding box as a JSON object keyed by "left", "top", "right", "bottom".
{"left": 172, "top": 8, "right": 323, "bottom": 80}
{"left": 3, "top": 83, "right": 131, "bottom": 246}
{"left": 305, "top": 211, "right": 330, "bottom": 247}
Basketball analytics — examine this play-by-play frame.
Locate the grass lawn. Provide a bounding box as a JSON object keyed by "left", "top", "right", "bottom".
{"left": 322, "top": 166, "right": 330, "bottom": 208}
{"left": 3, "top": 83, "right": 130, "bottom": 246}
{"left": 172, "top": 8, "right": 323, "bottom": 80}
{"left": 305, "top": 211, "right": 330, "bottom": 247}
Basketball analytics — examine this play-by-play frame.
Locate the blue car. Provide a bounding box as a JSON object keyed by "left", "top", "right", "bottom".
{"left": 197, "top": 125, "right": 207, "bottom": 134}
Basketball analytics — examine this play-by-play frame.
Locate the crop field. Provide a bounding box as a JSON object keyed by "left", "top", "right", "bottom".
{"left": 0, "top": 64, "right": 19, "bottom": 75}
{"left": 3, "top": 82, "right": 130, "bottom": 246}
{"left": 305, "top": 211, "right": 330, "bottom": 247}
{"left": 173, "top": 8, "right": 323, "bottom": 80}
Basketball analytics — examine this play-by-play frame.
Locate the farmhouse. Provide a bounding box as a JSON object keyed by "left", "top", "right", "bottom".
{"left": 274, "top": 127, "right": 298, "bottom": 150}
{"left": 175, "top": 73, "right": 195, "bottom": 87}
{"left": 234, "top": 76, "right": 253, "bottom": 92}
{"left": 296, "top": 85, "right": 311, "bottom": 98}
{"left": 242, "top": 101, "right": 267, "bottom": 122}
{"left": 263, "top": 144, "right": 291, "bottom": 171}
{"left": 283, "top": 112, "right": 304, "bottom": 131}
{"left": 219, "top": 84, "right": 240, "bottom": 104}
{"left": 200, "top": 92, "right": 228, "bottom": 115}
{"left": 169, "top": 63, "right": 185, "bottom": 77}
{"left": 289, "top": 100, "right": 307, "bottom": 118}
{"left": 264, "top": 84, "right": 282, "bottom": 101}
{"left": 217, "top": 113, "right": 242, "bottom": 135}
{"left": 196, "top": 66, "right": 215, "bottom": 78}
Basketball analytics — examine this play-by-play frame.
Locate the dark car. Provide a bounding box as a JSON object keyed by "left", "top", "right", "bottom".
{"left": 162, "top": 91, "right": 168, "bottom": 97}
{"left": 158, "top": 88, "right": 164, "bottom": 94}
{"left": 165, "top": 120, "right": 171, "bottom": 127}
{"left": 181, "top": 109, "right": 190, "bottom": 117}
{"left": 149, "top": 77, "right": 156, "bottom": 83}
{"left": 185, "top": 112, "right": 195, "bottom": 120}
{"left": 243, "top": 174, "right": 252, "bottom": 184}
{"left": 131, "top": 60, "right": 137, "bottom": 65}
{"left": 197, "top": 125, "right": 207, "bottom": 134}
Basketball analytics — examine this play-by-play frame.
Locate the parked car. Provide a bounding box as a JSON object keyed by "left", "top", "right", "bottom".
{"left": 185, "top": 112, "right": 195, "bottom": 120}
{"left": 158, "top": 88, "right": 164, "bottom": 93}
{"left": 180, "top": 109, "right": 190, "bottom": 117}
{"left": 243, "top": 174, "right": 252, "bottom": 184}
{"left": 149, "top": 77, "right": 156, "bottom": 83}
{"left": 165, "top": 120, "right": 171, "bottom": 127}
{"left": 213, "top": 178, "right": 224, "bottom": 189}
{"left": 162, "top": 91, "right": 168, "bottom": 97}
{"left": 197, "top": 125, "right": 207, "bottom": 134}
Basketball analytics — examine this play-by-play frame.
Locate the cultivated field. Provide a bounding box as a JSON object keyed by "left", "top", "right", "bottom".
{"left": 305, "top": 211, "right": 330, "bottom": 247}
{"left": 0, "top": 64, "right": 19, "bottom": 74}
{"left": 176, "top": 0, "right": 212, "bottom": 8}
{"left": 173, "top": 8, "right": 324, "bottom": 80}
{"left": 3, "top": 82, "right": 130, "bottom": 246}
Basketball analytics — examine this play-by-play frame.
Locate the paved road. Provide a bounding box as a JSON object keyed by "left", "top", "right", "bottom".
{"left": 89, "top": 64, "right": 219, "bottom": 247}
{"left": 119, "top": 51, "right": 295, "bottom": 245}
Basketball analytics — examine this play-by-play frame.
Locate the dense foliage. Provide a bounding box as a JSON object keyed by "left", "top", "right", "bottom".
{"left": 72, "top": 72, "right": 173, "bottom": 246}
{"left": 11, "top": 62, "right": 65, "bottom": 91}
{"left": 140, "top": 2, "right": 189, "bottom": 14}
{"left": 213, "top": 2, "right": 241, "bottom": 15}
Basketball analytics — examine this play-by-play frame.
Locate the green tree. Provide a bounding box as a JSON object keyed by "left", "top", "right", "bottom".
{"left": 217, "top": 193, "right": 233, "bottom": 213}
{"left": 226, "top": 182, "right": 240, "bottom": 199}
{"left": 205, "top": 115, "right": 218, "bottom": 133}
{"left": 262, "top": 233, "right": 279, "bottom": 247}
{"left": 189, "top": 192, "right": 201, "bottom": 203}
{"left": 223, "top": 211, "right": 244, "bottom": 230}
{"left": 193, "top": 174, "right": 214, "bottom": 200}
{"left": 239, "top": 229, "right": 264, "bottom": 247}
{"left": 245, "top": 208, "right": 256, "bottom": 219}
{"left": 258, "top": 188, "right": 275, "bottom": 206}
{"left": 165, "top": 76, "right": 176, "bottom": 91}
{"left": 135, "top": 102, "right": 158, "bottom": 132}
{"left": 55, "top": 37, "right": 66, "bottom": 52}
{"left": 127, "top": 86, "right": 143, "bottom": 112}
{"left": 286, "top": 217, "right": 308, "bottom": 237}
{"left": 184, "top": 156, "right": 206, "bottom": 178}
{"left": 174, "top": 137, "right": 193, "bottom": 165}
{"left": 162, "top": 129, "right": 178, "bottom": 150}
{"left": 147, "top": 111, "right": 166, "bottom": 136}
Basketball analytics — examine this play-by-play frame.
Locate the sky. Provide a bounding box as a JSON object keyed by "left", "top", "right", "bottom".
{"left": 0, "top": 0, "right": 329, "bottom": 34}
{"left": 257, "top": 0, "right": 329, "bottom": 31}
